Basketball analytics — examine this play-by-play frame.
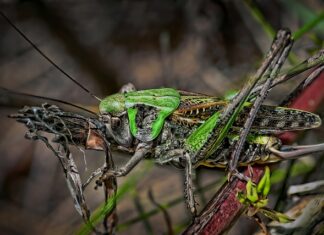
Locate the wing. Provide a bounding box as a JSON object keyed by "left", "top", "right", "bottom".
{"left": 171, "top": 94, "right": 321, "bottom": 133}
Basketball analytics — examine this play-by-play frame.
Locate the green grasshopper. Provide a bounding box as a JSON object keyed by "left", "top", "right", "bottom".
{"left": 95, "top": 30, "right": 323, "bottom": 215}
{"left": 3, "top": 9, "right": 324, "bottom": 230}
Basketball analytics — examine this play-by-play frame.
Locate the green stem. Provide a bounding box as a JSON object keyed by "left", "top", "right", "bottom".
{"left": 244, "top": 1, "right": 323, "bottom": 65}
{"left": 292, "top": 11, "right": 324, "bottom": 40}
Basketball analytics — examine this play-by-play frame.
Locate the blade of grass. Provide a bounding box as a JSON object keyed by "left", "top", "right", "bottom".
{"left": 243, "top": 0, "right": 275, "bottom": 39}
{"left": 283, "top": 0, "right": 324, "bottom": 32}
{"left": 133, "top": 193, "right": 154, "bottom": 235}
{"left": 292, "top": 11, "right": 324, "bottom": 40}
{"left": 118, "top": 177, "right": 225, "bottom": 231}
{"left": 243, "top": 1, "right": 324, "bottom": 65}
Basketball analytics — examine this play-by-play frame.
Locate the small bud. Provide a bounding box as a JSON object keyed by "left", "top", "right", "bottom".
{"left": 246, "top": 180, "right": 258, "bottom": 202}
{"left": 257, "top": 166, "right": 271, "bottom": 197}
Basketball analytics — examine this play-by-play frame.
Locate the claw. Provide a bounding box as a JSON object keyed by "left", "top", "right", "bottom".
{"left": 95, "top": 169, "right": 119, "bottom": 189}
{"left": 227, "top": 168, "right": 251, "bottom": 182}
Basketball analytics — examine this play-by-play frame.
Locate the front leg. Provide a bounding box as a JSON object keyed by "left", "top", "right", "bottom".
{"left": 97, "top": 143, "right": 151, "bottom": 185}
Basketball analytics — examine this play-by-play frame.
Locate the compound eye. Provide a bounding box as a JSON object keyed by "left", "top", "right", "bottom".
{"left": 111, "top": 117, "right": 121, "bottom": 127}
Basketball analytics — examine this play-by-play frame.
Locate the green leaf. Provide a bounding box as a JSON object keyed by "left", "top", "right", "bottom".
{"left": 246, "top": 180, "right": 258, "bottom": 203}
{"left": 259, "top": 208, "right": 295, "bottom": 223}
{"left": 257, "top": 166, "right": 271, "bottom": 197}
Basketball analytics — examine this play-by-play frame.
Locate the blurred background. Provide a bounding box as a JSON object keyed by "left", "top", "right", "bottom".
{"left": 0, "top": 1, "right": 323, "bottom": 234}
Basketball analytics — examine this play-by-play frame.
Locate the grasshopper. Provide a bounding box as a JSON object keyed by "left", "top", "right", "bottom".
{"left": 2, "top": 10, "right": 324, "bottom": 232}
{"left": 95, "top": 30, "right": 324, "bottom": 215}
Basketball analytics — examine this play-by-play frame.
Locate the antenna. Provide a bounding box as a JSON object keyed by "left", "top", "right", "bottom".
{"left": 1, "top": 87, "right": 98, "bottom": 116}
{"left": 0, "top": 11, "right": 102, "bottom": 102}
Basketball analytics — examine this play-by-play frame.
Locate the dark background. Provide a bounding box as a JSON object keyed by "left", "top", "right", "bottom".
{"left": 0, "top": 1, "right": 323, "bottom": 234}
